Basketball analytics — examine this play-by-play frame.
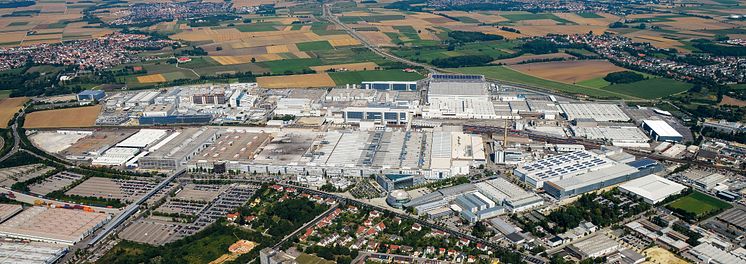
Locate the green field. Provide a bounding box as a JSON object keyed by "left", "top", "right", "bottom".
{"left": 329, "top": 69, "right": 424, "bottom": 85}
{"left": 602, "top": 78, "right": 692, "bottom": 99}
{"left": 577, "top": 12, "right": 604, "bottom": 18}
{"left": 258, "top": 58, "right": 323, "bottom": 73}
{"left": 0, "top": 90, "right": 10, "bottom": 99}
{"left": 667, "top": 191, "right": 732, "bottom": 220}
{"left": 501, "top": 13, "right": 574, "bottom": 24}
{"left": 449, "top": 66, "right": 635, "bottom": 99}
{"left": 339, "top": 15, "right": 405, "bottom": 23}
{"left": 296, "top": 40, "right": 333, "bottom": 51}
{"left": 235, "top": 23, "right": 279, "bottom": 32}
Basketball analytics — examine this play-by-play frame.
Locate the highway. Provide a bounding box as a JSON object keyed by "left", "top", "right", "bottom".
{"left": 321, "top": 3, "right": 438, "bottom": 74}
{"left": 0, "top": 111, "right": 23, "bottom": 163}
{"left": 86, "top": 167, "right": 186, "bottom": 246}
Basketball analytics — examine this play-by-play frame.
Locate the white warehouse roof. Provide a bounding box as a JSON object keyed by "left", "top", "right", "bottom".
{"left": 116, "top": 129, "right": 168, "bottom": 148}
{"left": 619, "top": 174, "right": 687, "bottom": 204}
{"left": 642, "top": 120, "right": 683, "bottom": 138}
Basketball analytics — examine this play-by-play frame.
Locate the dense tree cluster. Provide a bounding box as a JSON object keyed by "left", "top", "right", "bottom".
{"left": 431, "top": 55, "right": 493, "bottom": 68}
{"left": 603, "top": 71, "right": 645, "bottom": 84}
{"left": 448, "top": 30, "right": 504, "bottom": 43}
{"left": 520, "top": 39, "right": 559, "bottom": 54}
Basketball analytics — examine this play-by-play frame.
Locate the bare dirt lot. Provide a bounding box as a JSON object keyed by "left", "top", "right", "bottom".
{"left": 24, "top": 105, "right": 102, "bottom": 128}
{"left": 509, "top": 60, "right": 626, "bottom": 83}
{"left": 642, "top": 246, "right": 688, "bottom": 264}
{"left": 719, "top": 95, "right": 746, "bottom": 107}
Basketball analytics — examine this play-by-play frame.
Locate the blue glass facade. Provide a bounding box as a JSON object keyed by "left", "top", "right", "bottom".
{"left": 139, "top": 115, "right": 213, "bottom": 125}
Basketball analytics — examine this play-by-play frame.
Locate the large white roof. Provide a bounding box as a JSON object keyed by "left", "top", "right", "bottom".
{"left": 619, "top": 174, "right": 687, "bottom": 203}
{"left": 642, "top": 119, "right": 683, "bottom": 138}
{"left": 116, "top": 129, "right": 168, "bottom": 148}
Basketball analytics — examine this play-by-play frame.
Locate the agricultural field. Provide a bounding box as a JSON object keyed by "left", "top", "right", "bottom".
{"left": 492, "top": 53, "right": 575, "bottom": 65}
{"left": 256, "top": 73, "right": 336, "bottom": 88}
{"left": 328, "top": 69, "right": 424, "bottom": 85}
{"left": 23, "top": 105, "right": 102, "bottom": 129}
{"left": 601, "top": 78, "right": 692, "bottom": 99}
{"left": 309, "top": 62, "right": 379, "bottom": 72}
{"left": 450, "top": 66, "right": 637, "bottom": 99}
{"left": 0, "top": 97, "right": 28, "bottom": 127}
{"left": 666, "top": 191, "right": 732, "bottom": 220}
{"left": 0, "top": 0, "right": 113, "bottom": 47}
{"left": 509, "top": 60, "right": 626, "bottom": 84}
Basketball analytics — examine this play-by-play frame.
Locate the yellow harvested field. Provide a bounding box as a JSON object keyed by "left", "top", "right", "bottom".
{"left": 328, "top": 38, "right": 361, "bottom": 47}
{"left": 625, "top": 32, "right": 685, "bottom": 50}
{"left": 359, "top": 31, "right": 393, "bottom": 46}
{"left": 517, "top": 19, "right": 558, "bottom": 26}
{"left": 291, "top": 52, "right": 311, "bottom": 59}
{"left": 257, "top": 73, "right": 336, "bottom": 88}
{"left": 510, "top": 60, "right": 626, "bottom": 83}
{"left": 554, "top": 13, "right": 616, "bottom": 26}
{"left": 136, "top": 74, "right": 167, "bottom": 83}
{"left": 310, "top": 62, "right": 379, "bottom": 72}
{"left": 643, "top": 247, "right": 687, "bottom": 264}
{"left": 0, "top": 97, "right": 29, "bottom": 127}
{"left": 266, "top": 44, "right": 290, "bottom": 53}
{"left": 660, "top": 17, "right": 732, "bottom": 31}
{"left": 211, "top": 53, "right": 285, "bottom": 65}
{"left": 24, "top": 105, "right": 102, "bottom": 128}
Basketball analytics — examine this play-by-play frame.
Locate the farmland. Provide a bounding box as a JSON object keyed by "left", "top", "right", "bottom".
{"left": 666, "top": 191, "right": 732, "bottom": 221}
{"left": 601, "top": 78, "right": 692, "bottom": 99}
{"left": 449, "top": 66, "right": 636, "bottom": 99}
{"left": 328, "top": 69, "right": 424, "bottom": 85}
{"left": 0, "top": 97, "right": 28, "bottom": 127}
{"left": 24, "top": 105, "right": 102, "bottom": 129}
{"left": 256, "top": 73, "right": 337, "bottom": 88}
{"left": 508, "top": 60, "right": 626, "bottom": 84}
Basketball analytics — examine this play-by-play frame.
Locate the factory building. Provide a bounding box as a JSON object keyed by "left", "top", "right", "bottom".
{"left": 0, "top": 207, "right": 110, "bottom": 245}
{"left": 515, "top": 150, "right": 616, "bottom": 189}
{"left": 361, "top": 81, "right": 418, "bottom": 91}
{"left": 91, "top": 147, "right": 140, "bottom": 167}
{"left": 429, "top": 131, "right": 486, "bottom": 179}
{"left": 0, "top": 241, "right": 68, "bottom": 264}
{"left": 342, "top": 105, "right": 411, "bottom": 125}
{"left": 619, "top": 174, "right": 688, "bottom": 204}
{"left": 689, "top": 243, "right": 746, "bottom": 264}
{"left": 543, "top": 158, "right": 664, "bottom": 200}
{"left": 124, "top": 91, "right": 160, "bottom": 107}
{"left": 567, "top": 234, "right": 620, "bottom": 260}
{"left": 570, "top": 126, "right": 651, "bottom": 148}
{"left": 560, "top": 103, "right": 630, "bottom": 122}
{"left": 76, "top": 90, "right": 105, "bottom": 105}
{"left": 376, "top": 174, "right": 423, "bottom": 192}
{"left": 275, "top": 98, "right": 320, "bottom": 117}
{"left": 423, "top": 98, "right": 498, "bottom": 119}
{"left": 475, "top": 178, "right": 544, "bottom": 213}
{"left": 115, "top": 129, "right": 169, "bottom": 149}
{"left": 641, "top": 119, "right": 684, "bottom": 142}
{"left": 138, "top": 114, "right": 213, "bottom": 125}
{"left": 139, "top": 127, "right": 219, "bottom": 170}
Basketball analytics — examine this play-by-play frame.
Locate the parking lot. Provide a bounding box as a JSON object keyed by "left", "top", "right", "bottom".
{"left": 119, "top": 218, "right": 189, "bottom": 245}
{"left": 66, "top": 177, "right": 173, "bottom": 202}
{"left": 28, "top": 171, "right": 84, "bottom": 196}
{"left": 0, "top": 164, "right": 55, "bottom": 187}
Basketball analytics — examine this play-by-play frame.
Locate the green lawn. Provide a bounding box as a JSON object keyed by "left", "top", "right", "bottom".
{"left": 329, "top": 69, "right": 424, "bottom": 85}
{"left": 296, "top": 40, "right": 333, "bottom": 51}
{"left": 602, "top": 78, "right": 692, "bottom": 99}
{"left": 667, "top": 191, "right": 732, "bottom": 220}
{"left": 577, "top": 12, "right": 604, "bottom": 18}
{"left": 449, "top": 66, "right": 635, "bottom": 99}
{"left": 576, "top": 77, "right": 610, "bottom": 88}
{"left": 235, "top": 23, "right": 279, "bottom": 32}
